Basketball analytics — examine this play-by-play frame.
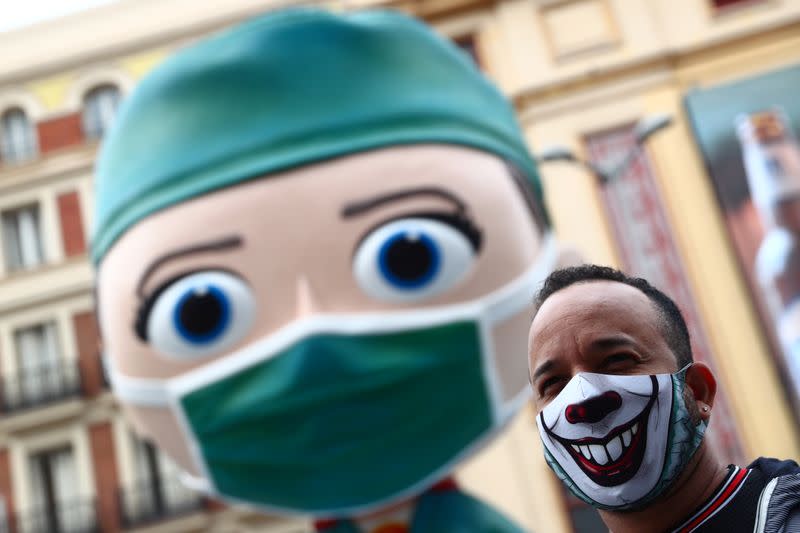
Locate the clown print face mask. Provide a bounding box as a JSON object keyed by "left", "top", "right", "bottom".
{"left": 536, "top": 366, "right": 707, "bottom": 511}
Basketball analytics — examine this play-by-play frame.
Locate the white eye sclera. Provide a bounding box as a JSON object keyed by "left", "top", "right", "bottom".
{"left": 145, "top": 271, "right": 255, "bottom": 361}
{"left": 353, "top": 217, "right": 478, "bottom": 303}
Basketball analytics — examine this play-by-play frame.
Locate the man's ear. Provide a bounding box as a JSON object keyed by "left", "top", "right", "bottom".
{"left": 685, "top": 362, "right": 717, "bottom": 422}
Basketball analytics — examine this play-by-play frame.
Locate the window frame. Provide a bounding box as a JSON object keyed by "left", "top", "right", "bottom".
{"left": 1, "top": 203, "right": 45, "bottom": 273}
{"left": 0, "top": 107, "right": 38, "bottom": 165}
{"left": 81, "top": 84, "right": 122, "bottom": 140}
{"left": 8, "top": 424, "right": 97, "bottom": 530}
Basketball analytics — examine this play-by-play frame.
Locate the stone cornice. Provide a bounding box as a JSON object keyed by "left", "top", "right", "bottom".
{"left": 0, "top": 144, "right": 97, "bottom": 194}
{"left": 0, "top": 0, "right": 494, "bottom": 87}
{"left": 512, "top": 16, "right": 800, "bottom": 112}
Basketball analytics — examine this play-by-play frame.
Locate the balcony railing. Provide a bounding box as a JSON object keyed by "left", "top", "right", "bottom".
{"left": 0, "top": 359, "right": 83, "bottom": 414}
{"left": 3, "top": 498, "right": 99, "bottom": 533}
{"left": 118, "top": 477, "right": 204, "bottom": 528}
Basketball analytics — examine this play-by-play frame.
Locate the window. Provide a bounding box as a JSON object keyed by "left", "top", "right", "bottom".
{"left": 82, "top": 85, "right": 121, "bottom": 140}
{"left": 584, "top": 124, "right": 744, "bottom": 463}
{"left": 0, "top": 496, "right": 7, "bottom": 533}
{"left": 2, "top": 204, "right": 44, "bottom": 272}
{"left": 26, "top": 447, "right": 89, "bottom": 533}
{"left": 0, "top": 108, "right": 38, "bottom": 164}
{"left": 120, "top": 433, "right": 201, "bottom": 527}
{"left": 3, "top": 322, "right": 80, "bottom": 411}
{"left": 15, "top": 323, "right": 62, "bottom": 408}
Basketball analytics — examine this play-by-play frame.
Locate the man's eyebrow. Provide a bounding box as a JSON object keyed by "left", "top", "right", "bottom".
{"left": 341, "top": 187, "right": 467, "bottom": 219}
{"left": 135, "top": 235, "right": 243, "bottom": 298}
{"left": 588, "top": 335, "right": 636, "bottom": 351}
{"left": 531, "top": 359, "right": 555, "bottom": 384}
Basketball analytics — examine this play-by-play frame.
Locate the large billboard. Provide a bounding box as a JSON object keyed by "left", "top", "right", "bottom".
{"left": 685, "top": 63, "right": 800, "bottom": 416}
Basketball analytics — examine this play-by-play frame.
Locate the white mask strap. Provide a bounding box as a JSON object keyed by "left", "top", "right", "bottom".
{"left": 105, "top": 353, "right": 172, "bottom": 406}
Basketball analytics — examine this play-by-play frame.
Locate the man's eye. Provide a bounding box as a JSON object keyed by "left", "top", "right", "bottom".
{"left": 603, "top": 353, "right": 636, "bottom": 368}
{"left": 539, "top": 376, "right": 566, "bottom": 397}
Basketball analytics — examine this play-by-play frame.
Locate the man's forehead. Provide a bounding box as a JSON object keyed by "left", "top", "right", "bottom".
{"left": 530, "top": 280, "right": 658, "bottom": 345}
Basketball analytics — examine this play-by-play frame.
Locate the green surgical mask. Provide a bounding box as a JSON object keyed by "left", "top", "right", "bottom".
{"left": 108, "top": 235, "right": 558, "bottom": 516}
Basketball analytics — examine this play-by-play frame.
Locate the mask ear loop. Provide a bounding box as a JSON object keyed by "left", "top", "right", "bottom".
{"left": 676, "top": 363, "right": 711, "bottom": 416}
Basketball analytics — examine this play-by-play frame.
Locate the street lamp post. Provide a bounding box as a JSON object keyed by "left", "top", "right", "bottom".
{"left": 535, "top": 113, "right": 673, "bottom": 183}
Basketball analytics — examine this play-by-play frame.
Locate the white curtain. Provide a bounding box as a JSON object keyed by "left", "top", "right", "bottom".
{"left": 26, "top": 448, "right": 78, "bottom": 533}
{"left": 17, "top": 208, "right": 43, "bottom": 269}
{"left": 2, "top": 212, "right": 22, "bottom": 272}
{"left": 15, "top": 323, "right": 62, "bottom": 403}
{"left": 83, "top": 86, "right": 120, "bottom": 139}
{"left": 130, "top": 431, "right": 157, "bottom": 516}
{"left": 2, "top": 206, "right": 43, "bottom": 272}
{"left": 129, "top": 431, "right": 198, "bottom": 515}
{"left": 50, "top": 449, "right": 80, "bottom": 532}
{"left": 0, "top": 495, "right": 8, "bottom": 533}
{"left": 26, "top": 456, "right": 47, "bottom": 533}
{"left": 158, "top": 450, "right": 198, "bottom": 508}
{"left": 0, "top": 108, "right": 37, "bottom": 163}
{"left": 28, "top": 456, "right": 46, "bottom": 510}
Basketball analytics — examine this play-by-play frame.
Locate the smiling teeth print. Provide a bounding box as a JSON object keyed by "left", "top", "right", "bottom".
{"left": 570, "top": 423, "right": 638, "bottom": 466}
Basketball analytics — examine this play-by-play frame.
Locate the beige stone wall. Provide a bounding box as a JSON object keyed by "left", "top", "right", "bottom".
{"left": 461, "top": 2, "right": 800, "bottom": 531}
{"left": 1, "top": 1, "right": 799, "bottom": 532}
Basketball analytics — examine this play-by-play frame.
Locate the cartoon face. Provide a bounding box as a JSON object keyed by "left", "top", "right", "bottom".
{"left": 537, "top": 372, "right": 675, "bottom": 507}
{"left": 97, "top": 144, "right": 554, "bottom": 513}
{"left": 100, "top": 144, "right": 545, "bottom": 376}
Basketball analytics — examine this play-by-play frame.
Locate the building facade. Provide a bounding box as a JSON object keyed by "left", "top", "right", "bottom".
{"left": 0, "top": 0, "right": 798, "bottom": 532}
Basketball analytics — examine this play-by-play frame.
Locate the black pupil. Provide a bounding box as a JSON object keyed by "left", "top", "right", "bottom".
{"left": 386, "top": 236, "right": 433, "bottom": 281}
{"left": 179, "top": 290, "right": 223, "bottom": 337}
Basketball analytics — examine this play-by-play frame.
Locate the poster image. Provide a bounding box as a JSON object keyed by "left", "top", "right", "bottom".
{"left": 685, "top": 63, "right": 800, "bottom": 415}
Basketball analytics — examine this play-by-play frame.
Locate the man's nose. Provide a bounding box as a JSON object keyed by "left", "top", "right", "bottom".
{"left": 565, "top": 391, "right": 622, "bottom": 424}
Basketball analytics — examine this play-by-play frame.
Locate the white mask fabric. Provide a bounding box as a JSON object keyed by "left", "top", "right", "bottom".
{"left": 536, "top": 365, "right": 707, "bottom": 511}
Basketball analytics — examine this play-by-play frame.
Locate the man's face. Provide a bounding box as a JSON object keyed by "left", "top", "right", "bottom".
{"left": 528, "top": 281, "right": 683, "bottom": 506}
{"left": 528, "top": 280, "right": 678, "bottom": 409}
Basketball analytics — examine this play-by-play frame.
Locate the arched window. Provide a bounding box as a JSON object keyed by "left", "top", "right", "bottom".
{"left": 82, "top": 84, "right": 121, "bottom": 139}
{"left": 0, "top": 107, "right": 38, "bottom": 164}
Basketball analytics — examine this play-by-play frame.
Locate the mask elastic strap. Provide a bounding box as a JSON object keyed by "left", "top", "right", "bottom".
{"left": 484, "top": 231, "right": 558, "bottom": 325}
{"left": 104, "top": 353, "right": 172, "bottom": 406}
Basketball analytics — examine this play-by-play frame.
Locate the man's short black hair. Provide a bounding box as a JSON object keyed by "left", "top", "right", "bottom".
{"left": 533, "top": 264, "right": 693, "bottom": 368}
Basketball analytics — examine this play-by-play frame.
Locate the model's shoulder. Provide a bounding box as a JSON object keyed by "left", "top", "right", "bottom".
{"left": 746, "top": 456, "right": 800, "bottom": 478}
{"left": 751, "top": 459, "right": 800, "bottom": 533}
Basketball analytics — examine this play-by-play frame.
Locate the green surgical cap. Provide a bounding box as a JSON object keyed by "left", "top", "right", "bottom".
{"left": 92, "top": 8, "right": 543, "bottom": 263}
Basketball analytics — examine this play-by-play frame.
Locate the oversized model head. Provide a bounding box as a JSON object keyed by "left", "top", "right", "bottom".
{"left": 93, "top": 8, "right": 562, "bottom": 517}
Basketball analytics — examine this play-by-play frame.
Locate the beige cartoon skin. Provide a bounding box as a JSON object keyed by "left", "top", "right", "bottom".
{"left": 97, "top": 144, "right": 560, "bottom": 516}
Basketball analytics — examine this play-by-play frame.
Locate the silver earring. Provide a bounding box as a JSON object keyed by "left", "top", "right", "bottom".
{"left": 701, "top": 406, "right": 709, "bottom": 413}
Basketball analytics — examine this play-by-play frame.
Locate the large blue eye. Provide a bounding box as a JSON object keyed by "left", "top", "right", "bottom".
{"left": 146, "top": 271, "right": 255, "bottom": 360}
{"left": 378, "top": 232, "right": 440, "bottom": 289}
{"left": 354, "top": 218, "right": 477, "bottom": 303}
{"left": 173, "top": 286, "right": 231, "bottom": 344}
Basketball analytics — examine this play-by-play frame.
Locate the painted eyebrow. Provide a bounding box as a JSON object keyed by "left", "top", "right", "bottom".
{"left": 135, "top": 235, "right": 243, "bottom": 299}
{"left": 341, "top": 187, "right": 467, "bottom": 219}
